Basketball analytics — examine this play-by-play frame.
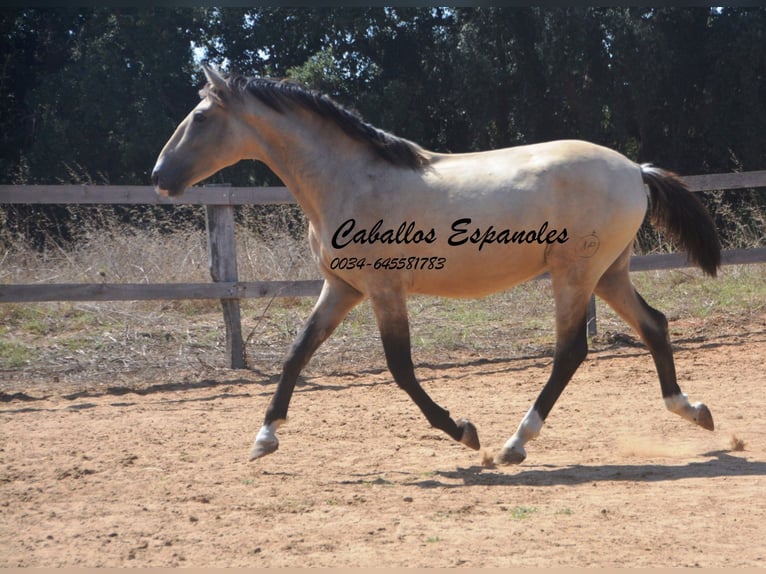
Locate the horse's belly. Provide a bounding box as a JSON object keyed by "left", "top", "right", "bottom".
{"left": 314, "top": 219, "right": 556, "bottom": 299}
{"left": 408, "top": 248, "right": 548, "bottom": 298}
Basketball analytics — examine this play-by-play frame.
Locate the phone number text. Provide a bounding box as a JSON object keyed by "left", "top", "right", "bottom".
{"left": 330, "top": 256, "right": 446, "bottom": 271}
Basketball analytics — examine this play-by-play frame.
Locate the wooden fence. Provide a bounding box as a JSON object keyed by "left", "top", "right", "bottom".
{"left": 2, "top": 170, "right": 765, "bottom": 368}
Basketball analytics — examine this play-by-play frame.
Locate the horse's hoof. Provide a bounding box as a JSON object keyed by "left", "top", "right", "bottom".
{"left": 695, "top": 403, "right": 714, "bottom": 431}
{"left": 458, "top": 419, "right": 481, "bottom": 450}
{"left": 494, "top": 445, "right": 526, "bottom": 465}
{"left": 249, "top": 439, "right": 279, "bottom": 461}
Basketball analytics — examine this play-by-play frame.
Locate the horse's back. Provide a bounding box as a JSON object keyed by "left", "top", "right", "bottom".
{"left": 428, "top": 139, "right": 642, "bottom": 194}
{"left": 424, "top": 139, "right": 648, "bottom": 248}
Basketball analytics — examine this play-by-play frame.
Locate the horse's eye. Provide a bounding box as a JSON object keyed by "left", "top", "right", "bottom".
{"left": 193, "top": 111, "right": 207, "bottom": 124}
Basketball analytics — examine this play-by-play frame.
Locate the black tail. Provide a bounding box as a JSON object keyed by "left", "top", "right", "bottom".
{"left": 641, "top": 164, "right": 721, "bottom": 277}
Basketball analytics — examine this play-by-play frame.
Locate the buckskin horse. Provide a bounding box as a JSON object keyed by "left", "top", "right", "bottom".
{"left": 152, "top": 66, "right": 720, "bottom": 465}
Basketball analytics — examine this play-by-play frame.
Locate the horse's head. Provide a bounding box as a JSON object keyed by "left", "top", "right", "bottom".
{"left": 152, "top": 65, "right": 249, "bottom": 197}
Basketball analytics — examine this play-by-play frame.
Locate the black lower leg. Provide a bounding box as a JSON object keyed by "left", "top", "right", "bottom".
{"left": 263, "top": 279, "right": 362, "bottom": 424}
{"left": 381, "top": 326, "right": 478, "bottom": 448}
{"left": 383, "top": 332, "right": 464, "bottom": 441}
{"left": 371, "top": 292, "right": 479, "bottom": 449}
{"left": 263, "top": 315, "right": 323, "bottom": 424}
{"left": 635, "top": 292, "right": 681, "bottom": 399}
{"left": 635, "top": 291, "right": 713, "bottom": 429}
{"left": 533, "top": 315, "right": 588, "bottom": 420}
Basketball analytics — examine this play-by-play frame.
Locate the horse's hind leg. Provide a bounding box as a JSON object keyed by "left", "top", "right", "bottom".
{"left": 369, "top": 289, "right": 480, "bottom": 451}
{"left": 594, "top": 250, "right": 714, "bottom": 430}
{"left": 496, "top": 277, "right": 592, "bottom": 465}
{"left": 250, "top": 276, "right": 364, "bottom": 460}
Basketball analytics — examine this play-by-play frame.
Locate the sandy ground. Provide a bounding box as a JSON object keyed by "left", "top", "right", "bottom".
{"left": 1, "top": 319, "right": 765, "bottom": 567}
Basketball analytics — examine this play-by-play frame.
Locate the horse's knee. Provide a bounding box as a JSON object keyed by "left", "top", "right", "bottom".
{"left": 572, "top": 334, "right": 588, "bottom": 364}
{"left": 557, "top": 329, "right": 588, "bottom": 369}
{"left": 385, "top": 352, "right": 414, "bottom": 383}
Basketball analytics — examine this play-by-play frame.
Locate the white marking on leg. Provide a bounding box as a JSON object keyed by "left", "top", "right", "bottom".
{"left": 256, "top": 421, "right": 281, "bottom": 443}
{"left": 504, "top": 407, "right": 544, "bottom": 451}
{"left": 250, "top": 420, "right": 284, "bottom": 460}
{"left": 665, "top": 393, "right": 697, "bottom": 420}
{"left": 665, "top": 393, "right": 712, "bottom": 428}
{"left": 665, "top": 392, "right": 690, "bottom": 413}
{"left": 496, "top": 407, "right": 544, "bottom": 464}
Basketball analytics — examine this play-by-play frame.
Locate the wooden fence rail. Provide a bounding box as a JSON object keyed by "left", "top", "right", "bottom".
{"left": 2, "top": 171, "right": 765, "bottom": 367}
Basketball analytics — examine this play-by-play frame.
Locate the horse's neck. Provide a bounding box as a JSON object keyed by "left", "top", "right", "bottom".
{"left": 248, "top": 108, "right": 369, "bottom": 224}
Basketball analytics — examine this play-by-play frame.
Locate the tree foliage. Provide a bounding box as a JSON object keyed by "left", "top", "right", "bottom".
{"left": 3, "top": 6, "right": 765, "bottom": 186}
{"left": 1, "top": 7, "right": 765, "bottom": 244}
{"left": 1, "top": 8, "right": 211, "bottom": 185}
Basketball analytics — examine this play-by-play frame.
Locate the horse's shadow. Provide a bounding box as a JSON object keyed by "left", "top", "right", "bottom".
{"left": 406, "top": 450, "right": 766, "bottom": 488}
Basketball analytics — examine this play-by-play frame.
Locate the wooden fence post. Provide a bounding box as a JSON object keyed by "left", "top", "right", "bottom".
{"left": 586, "top": 293, "right": 597, "bottom": 339}
{"left": 205, "top": 189, "right": 246, "bottom": 369}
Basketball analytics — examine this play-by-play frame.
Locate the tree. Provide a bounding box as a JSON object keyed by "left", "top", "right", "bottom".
{"left": 3, "top": 7, "right": 765, "bottom": 246}
{"left": 0, "top": 7, "right": 209, "bottom": 185}
{"left": 1, "top": 8, "right": 212, "bottom": 245}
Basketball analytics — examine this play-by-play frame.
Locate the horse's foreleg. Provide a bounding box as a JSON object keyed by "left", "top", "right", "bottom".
{"left": 595, "top": 263, "right": 714, "bottom": 431}
{"left": 496, "top": 282, "right": 590, "bottom": 465}
{"left": 370, "top": 291, "right": 480, "bottom": 451}
{"left": 250, "top": 278, "right": 364, "bottom": 461}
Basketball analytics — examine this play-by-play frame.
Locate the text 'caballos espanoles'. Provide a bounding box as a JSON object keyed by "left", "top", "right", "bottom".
{"left": 331, "top": 218, "right": 568, "bottom": 251}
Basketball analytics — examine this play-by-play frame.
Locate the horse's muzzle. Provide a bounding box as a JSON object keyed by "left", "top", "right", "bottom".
{"left": 151, "top": 163, "right": 185, "bottom": 197}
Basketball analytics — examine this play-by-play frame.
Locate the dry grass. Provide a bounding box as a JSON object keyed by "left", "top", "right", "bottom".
{"left": 1, "top": 204, "right": 765, "bottom": 395}
{"left": 0, "top": 209, "right": 317, "bottom": 286}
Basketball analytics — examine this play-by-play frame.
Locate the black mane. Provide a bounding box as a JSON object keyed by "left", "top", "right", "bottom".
{"left": 225, "top": 74, "right": 428, "bottom": 170}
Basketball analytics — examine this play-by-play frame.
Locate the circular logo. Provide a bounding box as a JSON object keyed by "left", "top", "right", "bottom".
{"left": 577, "top": 232, "right": 600, "bottom": 258}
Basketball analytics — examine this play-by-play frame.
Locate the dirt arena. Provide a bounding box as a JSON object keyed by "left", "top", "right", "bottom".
{"left": 1, "top": 316, "right": 765, "bottom": 567}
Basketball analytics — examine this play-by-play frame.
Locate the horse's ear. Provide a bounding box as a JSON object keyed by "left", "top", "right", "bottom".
{"left": 202, "top": 64, "right": 228, "bottom": 93}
